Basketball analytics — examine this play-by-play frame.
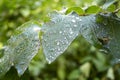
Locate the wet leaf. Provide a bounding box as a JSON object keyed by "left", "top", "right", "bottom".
{"left": 79, "top": 12, "right": 120, "bottom": 64}
{"left": 85, "top": 5, "right": 101, "bottom": 14}
{"left": 11, "top": 21, "right": 41, "bottom": 75}
{"left": 41, "top": 12, "right": 100, "bottom": 63}
{"left": 0, "top": 21, "right": 41, "bottom": 77}
{"left": 41, "top": 12, "right": 82, "bottom": 63}
{"left": 95, "top": 13, "right": 120, "bottom": 63}
{"left": 42, "top": 11, "right": 120, "bottom": 64}
{"left": 0, "top": 47, "right": 12, "bottom": 78}
{"left": 66, "top": 7, "right": 84, "bottom": 15}
{"left": 78, "top": 14, "right": 101, "bottom": 46}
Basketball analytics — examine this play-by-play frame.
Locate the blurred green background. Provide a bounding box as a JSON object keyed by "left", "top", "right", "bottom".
{"left": 0, "top": 0, "right": 120, "bottom": 80}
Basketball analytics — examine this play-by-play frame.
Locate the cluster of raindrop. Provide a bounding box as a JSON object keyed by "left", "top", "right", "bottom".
{"left": 13, "top": 26, "right": 40, "bottom": 75}
{"left": 42, "top": 12, "right": 83, "bottom": 63}
{"left": 0, "top": 23, "right": 41, "bottom": 77}
{"left": 0, "top": 46, "right": 12, "bottom": 78}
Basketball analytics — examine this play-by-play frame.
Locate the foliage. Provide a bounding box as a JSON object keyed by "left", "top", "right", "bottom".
{"left": 0, "top": 0, "right": 120, "bottom": 80}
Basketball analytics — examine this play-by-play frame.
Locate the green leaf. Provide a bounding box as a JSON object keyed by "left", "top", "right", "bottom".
{"left": 107, "top": 4, "right": 116, "bottom": 12}
{"left": 10, "top": 21, "right": 41, "bottom": 75}
{"left": 41, "top": 12, "right": 81, "bottom": 63}
{"left": 78, "top": 14, "right": 101, "bottom": 47}
{"left": 77, "top": 12, "right": 120, "bottom": 64}
{"left": 80, "top": 62, "right": 91, "bottom": 77}
{"left": 92, "top": 52, "right": 108, "bottom": 72}
{"left": 0, "top": 47, "right": 12, "bottom": 78}
{"left": 68, "top": 69, "right": 80, "bottom": 80}
{"left": 95, "top": 13, "right": 120, "bottom": 63}
{"left": 85, "top": 5, "right": 101, "bottom": 14}
{"left": 42, "top": 11, "right": 120, "bottom": 64}
{"left": 107, "top": 67, "right": 114, "bottom": 80}
{"left": 66, "top": 7, "right": 84, "bottom": 15}
{"left": 79, "top": 12, "right": 120, "bottom": 64}
{"left": 41, "top": 12, "right": 101, "bottom": 63}
{"left": 0, "top": 21, "right": 41, "bottom": 77}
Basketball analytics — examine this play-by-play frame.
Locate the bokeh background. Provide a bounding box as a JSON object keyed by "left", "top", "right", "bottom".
{"left": 0, "top": 0, "right": 120, "bottom": 80}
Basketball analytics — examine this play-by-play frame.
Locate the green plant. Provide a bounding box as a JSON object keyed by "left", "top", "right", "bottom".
{"left": 0, "top": 0, "right": 120, "bottom": 79}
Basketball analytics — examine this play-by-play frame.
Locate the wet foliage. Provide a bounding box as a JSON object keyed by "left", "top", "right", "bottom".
{"left": 0, "top": 0, "right": 120, "bottom": 80}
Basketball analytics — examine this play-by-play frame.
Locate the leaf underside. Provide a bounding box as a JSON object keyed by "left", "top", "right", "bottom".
{"left": 0, "top": 21, "right": 40, "bottom": 77}
{"left": 41, "top": 12, "right": 82, "bottom": 63}
{"left": 42, "top": 11, "right": 120, "bottom": 64}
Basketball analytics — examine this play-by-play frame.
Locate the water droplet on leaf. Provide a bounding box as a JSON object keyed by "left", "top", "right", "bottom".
{"left": 76, "top": 17, "right": 79, "bottom": 20}
{"left": 59, "top": 31, "right": 62, "bottom": 34}
{"left": 74, "top": 24, "right": 77, "bottom": 27}
{"left": 69, "top": 28, "right": 73, "bottom": 34}
{"left": 78, "top": 18, "right": 82, "bottom": 21}
{"left": 57, "top": 42, "right": 60, "bottom": 45}
{"left": 72, "top": 19, "right": 76, "bottom": 23}
{"left": 42, "top": 12, "right": 81, "bottom": 63}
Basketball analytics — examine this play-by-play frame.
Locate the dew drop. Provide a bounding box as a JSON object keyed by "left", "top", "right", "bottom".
{"left": 78, "top": 18, "right": 82, "bottom": 21}
{"left": 49, "top": 55, "right": 53, "bottom": 59}
{"left": 47, "top": 59, "right": 52, "bottom": 64}
{"left": 57, "top": 48, "right": 61, "bottom": 51}
{"left": 54, "top": 53, "right": 57, "bottom": 56}
{"left": 69, "top": 28, "right": 73, "bottom": 34}
{"left": 59, "top": 31, "right": 62, "bottom": 34}
{"left": 74, "top": 24, "right": 77, "bottom": 27}
{"left": 33, "top": 26, "right": 41, "bottom": 32}
{"left": 72, "top": 19, "right": 76, "bottom": 23}
{"left": 50, "top": 49, "right": 55, "bottom": 52}
{"left": 57, "top": 42, "right": 60, "bottom": 45}
{"left": 64, "top": 37, "right": 68, "bottom": 42}
{"left": 61, "top": 40, "right": 65, "bottom": 45}
{"left": 63, "top": 30, "right": 66, "bottom": 33}
{"left": 76, "top": 17, "right": 79, "bottom": 20}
